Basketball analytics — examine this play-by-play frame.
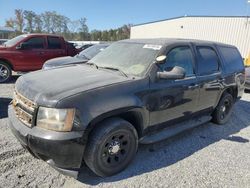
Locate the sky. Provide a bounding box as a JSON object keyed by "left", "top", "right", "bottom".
{"left": 0, "top": 0, "right": 249, "bottom": 31}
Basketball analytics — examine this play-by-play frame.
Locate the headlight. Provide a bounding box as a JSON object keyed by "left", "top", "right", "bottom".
{"left": 37, "top": 107, "right": 75, "bottom": 132}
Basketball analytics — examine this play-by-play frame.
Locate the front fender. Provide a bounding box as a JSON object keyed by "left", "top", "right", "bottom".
{"left": 56, "top": 78, "right": 150, "bottom": 133}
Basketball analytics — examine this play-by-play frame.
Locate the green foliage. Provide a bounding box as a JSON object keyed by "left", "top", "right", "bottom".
{"left": 5, "top": 9, "right": 131, "bottom": 41}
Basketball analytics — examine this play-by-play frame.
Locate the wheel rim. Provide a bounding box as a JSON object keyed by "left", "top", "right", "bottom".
{"left": 101, "top": 132, "right": 131, "bottom": 167}
{"left": 0, "top": 64, "right": 10, "bottom": 82}
{"left": 219, "top": 98, "right": 231, "bottom": 120}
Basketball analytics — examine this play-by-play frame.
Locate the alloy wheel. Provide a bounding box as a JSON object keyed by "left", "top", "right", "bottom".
{"left": 0, "top": 64, "right": 10, "bottom": 82}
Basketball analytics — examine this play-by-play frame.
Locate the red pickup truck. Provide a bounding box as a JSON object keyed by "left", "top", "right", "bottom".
{"left": 0, "top": 34, "right": 79, "bottom": 83}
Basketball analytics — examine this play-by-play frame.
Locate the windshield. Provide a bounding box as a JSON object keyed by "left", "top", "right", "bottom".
{"left": 4, "top": 35, "right": 27, "bottom": 47}
{"left": 90, "top": 42, "right": 161, "bottom": 77}
{"left": 78, "top": 44, "right": 109, "bottom": 59}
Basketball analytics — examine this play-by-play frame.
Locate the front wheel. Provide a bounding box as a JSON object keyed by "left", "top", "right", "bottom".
{"left": 84, "top": 118, "right": 138, "bottom": 177}
{"left": 212, "top": 92, "right": 234, "bottom": 125}
{"left": 0, "top": 62, "right": 12, "bottom": 83}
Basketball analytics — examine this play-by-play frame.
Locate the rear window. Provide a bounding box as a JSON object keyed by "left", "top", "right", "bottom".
{"left": 219, "top": 46, "right": 244, "bottom": 73}
{"left": 48, "top": 37, "right": 62, "bottom": 49}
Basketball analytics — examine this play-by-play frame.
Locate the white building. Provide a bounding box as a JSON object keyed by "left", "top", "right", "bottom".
{"left": 130, "top": 16, "right": 250, "bottom": 59}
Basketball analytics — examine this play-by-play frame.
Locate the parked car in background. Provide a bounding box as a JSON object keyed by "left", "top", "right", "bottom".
{"left": 0, "top": 34, "right": 79, "bottom": 83}
{"left": 245, "top": 66, "right": 250, "bottom": 90}
{"left": 76, "top": 43, "right": 94, "bottom": 51}
{"left": 8, "top": 39, "right": 245, "bottom": 178}
{"left": 0, "top": 39, "right": 8, "bottom": 45}
{"left": 42, "top": 43, "right": 110, "bottom": 69}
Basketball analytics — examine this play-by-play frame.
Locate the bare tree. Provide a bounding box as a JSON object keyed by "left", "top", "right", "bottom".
{"left": 14, "top": 9, "right": 24, "bottom": 32}
{"left": 23, "top": 10, "right": 36, "bottom": 33}
{"left": 4, "top": 9, "right": 131, "bottom": 41}
{"left": 5, "top": 18, "right": 15, "bottom": 28}
{"left": 79, "top": 18, "right": 89, "bottom": 40}
{"left": 34, "top": 15, "right": 43, "bottom": 32}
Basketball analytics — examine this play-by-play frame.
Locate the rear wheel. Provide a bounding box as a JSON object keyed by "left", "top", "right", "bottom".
{"left": 84, "top": 118, "right": 138, "bottom": 177}
{"left": 0, "top": 62, "right": 12, "bottom": 83}
{"left": 212, "top": 92, "right": 234, "bottom": 124}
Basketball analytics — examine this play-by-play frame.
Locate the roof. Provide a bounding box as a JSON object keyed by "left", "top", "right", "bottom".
{"left": 0, "top": 26, "right": 15, "bottom": 32}
{"left": 121, "top": 38, "right": 234, "bottom": 47}
{"left": 23, "top": 33, "right": 63, "bottom": 37}
{"left": 132, "top": 15, "right": 250, "bottom": 27}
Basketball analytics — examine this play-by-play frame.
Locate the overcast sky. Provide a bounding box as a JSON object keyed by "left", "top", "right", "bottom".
{"left": 0, "top": 0, "right": 249, "bottom": 30}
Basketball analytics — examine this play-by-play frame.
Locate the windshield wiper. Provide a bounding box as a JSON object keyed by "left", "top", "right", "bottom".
{"left": 86, "top": 61, "right": 98, "bottom": 69}
{"left": 99, "top": 66, "right": 128, "bottom": 77}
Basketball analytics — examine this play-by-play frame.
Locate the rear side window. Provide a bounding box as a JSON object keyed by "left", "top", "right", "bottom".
{"left": 196, "top": 47, "right": 220, "bottom": 75}
{"left": 219, "top": 46, "right": 244, "bottom": 73}
{"left": 48, "top": 37, "right": 62, "bottom": 49}
{"left": 25, "top": 37, "right": 44, "bottom": 49}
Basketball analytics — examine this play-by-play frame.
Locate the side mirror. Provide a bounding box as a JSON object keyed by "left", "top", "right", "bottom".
{"left": 156, "top": 55, "right": 167, "bottom": 63}
{"left": 157, "top": 66, "right": 186, "bottom": 80}
{"left": 16, "top": 42, "right": 28, "bottom": 50}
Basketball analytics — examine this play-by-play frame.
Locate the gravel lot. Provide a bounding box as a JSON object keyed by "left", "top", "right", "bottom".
{"left": 1, "top": 76, "right": 250, "bottom": 188}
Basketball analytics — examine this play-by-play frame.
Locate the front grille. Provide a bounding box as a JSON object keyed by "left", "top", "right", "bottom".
{"left": 12, "top": 91, "right": 36, "bottom": 127}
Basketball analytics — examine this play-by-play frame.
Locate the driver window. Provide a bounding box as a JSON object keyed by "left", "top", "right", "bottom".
{"left": 25, "top": 37, "right": 45, "bottom": 49}
{"left": 162, "top": 46, "right": 195, "bottom": 77}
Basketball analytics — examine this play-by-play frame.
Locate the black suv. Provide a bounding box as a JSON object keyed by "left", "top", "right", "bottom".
{"left": 8, "top": 39, "right": 245, "bottom": 178}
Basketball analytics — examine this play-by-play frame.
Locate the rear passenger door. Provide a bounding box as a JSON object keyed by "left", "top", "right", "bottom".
{"left": 44, "top": 36, "right": 66, "bottom": 63}
{"left": 194, "top": 45, "right": 223, "bottom": 111}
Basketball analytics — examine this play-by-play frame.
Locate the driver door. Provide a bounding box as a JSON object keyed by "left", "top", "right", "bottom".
{"left": 14, "top": 36, "right": 47, "bottom": 71}
{"left": 149, "top": 45, "right": 200, "bottom": 127}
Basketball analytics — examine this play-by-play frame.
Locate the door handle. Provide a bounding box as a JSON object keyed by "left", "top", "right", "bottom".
{"left": 188, "top": 84, "right": 199, "bottom": 90}
{"left": 38, "top": 52, "right": 45, "bottom": 55}
{"left": 217, "top": 78, "right": 225, "bottom": 82}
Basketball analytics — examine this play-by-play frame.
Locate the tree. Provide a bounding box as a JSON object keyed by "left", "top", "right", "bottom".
{"left": 34, "top": 15, "right": 43, "bottom": 32}
{"left": 79, "top": 18, "right": 89, "bottom": 40}
{"left": 24, "top": 10, "right": 36, "bottom": 33}
{"left": 4, "top": 9, "right": 132, "bottom": 41}
{"left": 90, "top": 30, "right": 102, "bottom": 41}
{"left": 14, "top": 9, "right": 24, "bottom": 32}
{"left": 5, "top": 18, "right": 15, "bottom": 28}
{"left": 41, "top": 11, "right": 52, "bottom": 33}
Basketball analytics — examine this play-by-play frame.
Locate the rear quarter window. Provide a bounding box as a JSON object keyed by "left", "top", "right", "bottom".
{"left": 218, "top": 46, "right": 244, "bottom": 73}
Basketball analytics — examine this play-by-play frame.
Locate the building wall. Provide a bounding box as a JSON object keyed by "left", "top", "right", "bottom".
{"left": 0, "top": 32, "right": 10, "bottom": 39}
{"left": 131, "top": 17, "right": 250, "bottom": 58}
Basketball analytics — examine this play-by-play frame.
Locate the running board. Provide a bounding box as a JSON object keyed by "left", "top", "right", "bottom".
{"left": 139, "top": 115, "right": 212, "bottom": 144}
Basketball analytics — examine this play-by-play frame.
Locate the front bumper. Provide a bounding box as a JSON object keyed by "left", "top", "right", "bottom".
{"left": 8, "top": 105, "right": 85, "bottom": 178}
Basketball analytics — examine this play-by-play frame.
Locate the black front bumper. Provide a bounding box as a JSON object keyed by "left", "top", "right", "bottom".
{"left": 8, "top": 106, "right": 86, "bottom": 178}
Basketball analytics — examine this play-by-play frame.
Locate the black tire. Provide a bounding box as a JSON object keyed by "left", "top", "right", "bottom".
{"left": 212, "top": 92, "right": 234, "bottom": 125}
{"left": 84, "top": 117, "right": 138, "bottom": 177}
{"left": 0, "top": 61, "right": 12, "bottom": 83}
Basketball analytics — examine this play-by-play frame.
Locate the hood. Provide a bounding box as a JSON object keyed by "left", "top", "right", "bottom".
{"left": 16, "top": 65, "right": 130, "bottom": 107}
{"left": 43, "top": 56, "right": 88, "bottom": 69}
